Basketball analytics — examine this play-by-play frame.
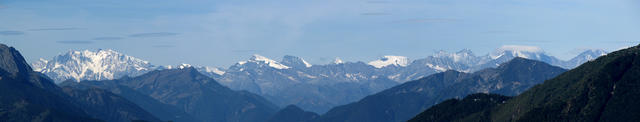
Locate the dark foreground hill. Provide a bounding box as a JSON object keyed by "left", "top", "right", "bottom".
{"left": 411, "top": 44, "right": 640, "bottom": 122}
{"left": 0, "top": 44, "right": 98, "bottom": 121}
{"left": 63, "top": 67, "right": 280, "bottom": 122}
{"left": 408, "top": 93, "right": 510, "bottom": 122}
{"left": 313, "top": 57, "right": 566, "bottom": 122}
{"left": 0, "top": 44, "right": 161, "bottom": 122}
{"left": 267, "top": 105, "right": 319, "bottom": 122}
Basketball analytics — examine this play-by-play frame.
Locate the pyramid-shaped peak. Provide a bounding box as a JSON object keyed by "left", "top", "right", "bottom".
{"left": 0, "top": 43, "right": 33, "bottom": 75}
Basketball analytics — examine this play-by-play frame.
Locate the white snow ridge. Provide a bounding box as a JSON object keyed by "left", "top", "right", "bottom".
{"left": 248, "top": 54, "right": 291, "bottom": 69}
{"left": 490, "top": 45, "right": 544, "bottom": 59}
{"left": 32, "top": 49, "right": 157, "bottom": 83}
{"left": 368, "top": 55, "right": 409, "bottom": 68}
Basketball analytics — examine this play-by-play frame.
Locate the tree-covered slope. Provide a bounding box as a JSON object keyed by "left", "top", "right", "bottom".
{"left": 489, "top": 44, "right": 640, "bottom": 121}
{"left": 408, "top": 93, "right": 510, "bottom": 122}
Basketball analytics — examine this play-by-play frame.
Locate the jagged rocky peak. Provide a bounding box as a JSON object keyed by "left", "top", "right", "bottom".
{"left": 368, "top": 55, "right": 409, "bottom": 68}
{"left": 32, "top": 49, "right": 157, "bottom": 83}
{"left": 281, "top": 55, "right": 312, "bottom": 68}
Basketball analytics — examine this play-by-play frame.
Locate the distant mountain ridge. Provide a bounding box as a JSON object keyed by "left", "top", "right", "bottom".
{"left": 409, "top": 44, "right": 640, "bottom": 122}
{"left": 62, "top": 67, "right": 280, "bottom": 122}
{"left": 311, "top": 58, "right": 567, "bottom": 122}
{"left": 32, "top": 45, "right": 606, "bottom": 113}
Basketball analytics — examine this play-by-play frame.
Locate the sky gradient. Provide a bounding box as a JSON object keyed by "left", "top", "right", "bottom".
{"left": 0, "top": 0, "right": 638, "bottom": 67}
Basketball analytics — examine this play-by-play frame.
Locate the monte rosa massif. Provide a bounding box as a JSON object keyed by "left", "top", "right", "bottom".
{"left": 32, "top": 45, "right": 607, "bottom": 113}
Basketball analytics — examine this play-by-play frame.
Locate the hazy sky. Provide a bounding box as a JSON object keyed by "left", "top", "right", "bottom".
{"left": 0, "top": 0, "right": 638, "bottom": 67}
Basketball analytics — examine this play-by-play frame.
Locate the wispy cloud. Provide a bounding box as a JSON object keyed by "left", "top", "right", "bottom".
{"left": 129, "top": 32, "right": 180, "bottom": 38}
{"left": 605, "top": 40, "right": 640, "bottom": 44}
{"left": 56, "top": 40, "right": 94, "bottom": 44}
{"left": 360, "top": 12, "right": 391, "bottom": 16}
{"left": 497, "top": 40, "right": 552, "bottom": 44}
{"left": 93, "top": 37, "right": 123, "bottom": 41}
{"left": 152, "top": 45, "right": 176, "bottom": 48}
{"left": 29, "top": 27, "right": 84, "bottom": 31}
{"left": 0, "top": 31, "right": 25, "bottom": 36}
{"left": 231, "top": 49, "right": 261, "bottom": 53}
{"left": 392, "top": 18, "right": 459, "bottom": 23}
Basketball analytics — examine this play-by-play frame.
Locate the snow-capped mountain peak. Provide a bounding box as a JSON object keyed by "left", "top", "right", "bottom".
{"left": 490, "top": 45, "right": 544, "bottom": 59}
{"left": 239, "top": 54, "right": 291, "bottom": 69}
{"left": 368, "top": 55, "right": 409, "bottom": 68}
{"left": 433, "top": 49, "right": 477, "bottom": 63}
{"left": 281, "top": 55, "right": 312, "bottom": 68}
{"left": 166, "top": 63, "right": 193, "bottom": 69}
{"left": 333, "top": 57, "right": 344, "bottom": 64}
{"left": 33, "top": 49, "right": 156, "bottom": 83}
{"left": 32, "top": 58, "right": 49, "bottom": 72}
{"left": 203, "top": 66, "right": 226, "bottom": 75}
{"left": 567, "top": 49, "right": 607, "bottom": 66}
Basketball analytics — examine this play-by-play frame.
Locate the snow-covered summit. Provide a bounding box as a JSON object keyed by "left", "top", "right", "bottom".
{"left": 433, "top": 49, "right": 477, "bottom": 63}
{"left": 333, "top": 57, "right": 344, "bottom": 64}
{"left": 490, "top": 45, "right": 545, "bottom": 59}
{"left": 166, "top": 63, "right": 193, "bottom": 69}
{"left": 237, "top": 54, "right": 291, "bottom": 69}
{"left": 281, "top": 55, "right": 312, "bottom": 68}
{"left": 33, "top": 49, "right": 157, "bottom": 83}
{"left": 368, "top": 55, "right": 409, "bottom": 68}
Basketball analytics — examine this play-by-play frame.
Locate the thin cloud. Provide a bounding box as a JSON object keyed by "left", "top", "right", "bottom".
{"left": 392, "top": 18, "right": 459, "bottom": 23}
{"left": 93, "top": 37, "right": 123, "bottom": 41}
{"left": 361, "top": 12, "right": 391, "bottom": 16}
{"left": 0, "top": 31, "right": 25, "bottom": 36}
{"left": 231, "top": 49, "right": 261, "bottom": 53}
{"left": 56, "top": 40, "right": 94, "bottom": 44}
{"left": 605, "top": 40, "right": 640, "bottom": 44}
{"left": 497, "top": 40, "right": 552, "bottom": 44}
{"left": 29, "top": 27, "right": 84, "bottom": 31}
{"left": 129, "top": 32, "right": 180, "bottom": 38}
{"left": 152, "top": 45, "right": 176, "bottom": 48}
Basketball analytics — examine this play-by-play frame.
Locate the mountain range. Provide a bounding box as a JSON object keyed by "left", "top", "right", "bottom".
{"left": 61, "top": 67, "right": 280, "bottom": 122}
{"left": 0, "top": 44, "right": 159, "bottom": 122}
{"left": 409, "top": 44, "right": 640, "bottom": 122}
{"left": 310, "top": 57, "right": 566, "bottom": 122}
{"left": 32, "top": 45, "right": 606, "bottom": 113}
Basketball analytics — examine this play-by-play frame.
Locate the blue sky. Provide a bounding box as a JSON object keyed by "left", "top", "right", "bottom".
{"left": 0, "top": 0, "right": 638, "bottom": 67}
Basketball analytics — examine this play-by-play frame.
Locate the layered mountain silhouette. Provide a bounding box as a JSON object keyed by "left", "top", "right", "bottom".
{"left": 33, "top": 46, "right": 605, "bottom": 113}
{"left": 0, "top": 44, "right": 159, "bottom": 122}
{"left": 62, "top": 67, "right": 280, "bottom": 122}
{"left": 410, "top": 44, "right": 640, "bottom": 121}
{"left": 312, "top": 57, "right": 566, "bottom": 122}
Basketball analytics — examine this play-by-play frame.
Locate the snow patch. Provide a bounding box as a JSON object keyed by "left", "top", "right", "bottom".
{"left": 333, "top": 57, "right": 344, "bottom": 64}
{"left": 249, "top": 54, "right": 291, "bottom": 69}
{"left": 490, "top": 45, "right": 544, "bottom": 59}
{"left": 368, "top": 55, "right": 409, "bottom": 68}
